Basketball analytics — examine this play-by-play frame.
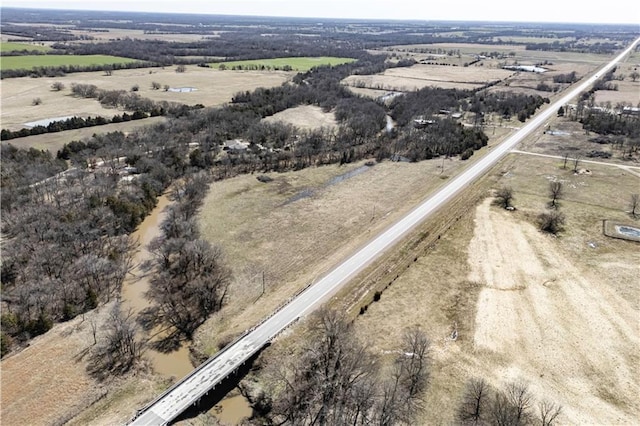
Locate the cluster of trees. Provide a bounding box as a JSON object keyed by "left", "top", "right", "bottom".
{"left": 392, "top": 119, "right": 488, "bottom": 162}
{"left": 553, "top": 71, "right": 578, "bottom": 84}
{"left": 457, "top": 378, "right": 562, "bottom": 425}
{"left": 580, "top": 110, "right": 640, "bottom": 139}
{"left": 0, "top": 167, "right": 136, "bottom": 356}
{"left": 525, "top": 40, "right": 622, "bottom": 54}
{"left": 470, "top": 92, "right": 549, "bottom": 122}
{"left": 141, "top": 172, "right": 231, "bottom": 344}
{"left": 72, "top": 82, "right": 194, "bottom": 115}
{"left": 250, "top": 309, "right": 430, "bottom": 425}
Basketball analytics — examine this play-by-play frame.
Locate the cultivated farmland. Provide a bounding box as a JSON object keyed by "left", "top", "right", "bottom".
{"left": 0, "top": 54, "right": 140, "bottom": 71}
{"left": 0, "top": 41, "right": 51, "bottom": 53}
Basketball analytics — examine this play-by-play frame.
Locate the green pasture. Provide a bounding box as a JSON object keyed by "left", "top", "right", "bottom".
{"left": 215, "top": 56, "right": 356, "bottom": 72}
{"left": 1, "top": 42, "right": 52, "bottom": 53}
{"left": 0, "top": 54, "right": 139, "bottom": 71}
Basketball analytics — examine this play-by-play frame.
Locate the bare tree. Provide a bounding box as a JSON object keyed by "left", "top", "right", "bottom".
{"left": 458, "top": 378, "right": 491, "bottom": 425}
{"left": 629, "top": 193, "right": 639, "bottom": 218}
{"left": 176, "top": 64, "right": 187, "bottom": 73}
{"left": 548, "top": 181, "right": 563, "bottom": 209}
{"left": 562, "top": 153, "right": 569, "bottom": 169}
{"left": 495, "top": 186, "right": 515, "bottom": 209}
{"left": 89, "top": 317, "right": 98, "bottom": 345}
{"left": 539, "top": 400, "right": 562, "bottom": 426}
{"left": 398, "top": 327, "right": 430, "bottom": 401}
{"left": 572, "top": 157, "right": 580, "bottom": 173}
{"left": 491, "top": 391, "right": 517, "bottom": 426}
{"left": 88, "top": 303, "right": 144, "bottom": 380}
{"left": 506, "top": 381, "right": 533, "bottom": 425}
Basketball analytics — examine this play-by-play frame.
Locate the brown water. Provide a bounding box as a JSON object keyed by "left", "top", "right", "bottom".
{"left": 120, "top": 193, "right": 253, "bottom": 423}
{"left": 211, "top": 394, "right": 253, "bottom": 424}
{"left": 120, "top": 194, "right": 193, "bottom": 378}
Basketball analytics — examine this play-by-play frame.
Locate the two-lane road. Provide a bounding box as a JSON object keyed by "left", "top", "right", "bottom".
{"left": 131, "top": 37, "right": 639, "bottom": 425}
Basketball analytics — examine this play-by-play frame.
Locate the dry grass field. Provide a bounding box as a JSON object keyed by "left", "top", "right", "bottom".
{"left": 1, "top": 66, "right": 293, "bottom": 130}
{"left": 193, "top": 156, "right": 471, "bottom": 355}
{"left": 0, "top": 299, "right": 167, "bottom": 426}
{"left": 262, "top": 104, "right": 338, "bottom": 130}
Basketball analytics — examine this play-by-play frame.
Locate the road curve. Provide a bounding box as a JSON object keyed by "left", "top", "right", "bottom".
{"left": 130, "top": 38, "right": 639, "bottom": 425}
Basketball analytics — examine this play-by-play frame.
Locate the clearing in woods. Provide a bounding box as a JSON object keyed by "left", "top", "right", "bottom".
{"left": 261, "top": 104, "right": 338, "bottom": 130}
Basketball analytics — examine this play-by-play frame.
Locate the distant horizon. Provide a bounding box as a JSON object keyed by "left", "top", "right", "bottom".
{"left": 1, "top": 1, "right": 639, "bottom": 25}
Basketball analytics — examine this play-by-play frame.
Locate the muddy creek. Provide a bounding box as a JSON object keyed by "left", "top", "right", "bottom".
{"left": 120, "top": 194, "right": 252, "bottom": 423}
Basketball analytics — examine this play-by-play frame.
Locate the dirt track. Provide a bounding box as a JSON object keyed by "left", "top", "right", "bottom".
{"left": 469, "top": 198, "right": 640, "bottom": 423}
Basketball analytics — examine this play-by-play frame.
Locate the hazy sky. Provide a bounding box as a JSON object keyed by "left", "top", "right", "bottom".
{"left": 2, "top": 0, "right": 639, "bottom": 24}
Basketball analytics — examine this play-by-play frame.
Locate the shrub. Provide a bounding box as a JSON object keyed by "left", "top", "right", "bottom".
{"left": 537, "top": 210, "right": 565, "bottom": 234}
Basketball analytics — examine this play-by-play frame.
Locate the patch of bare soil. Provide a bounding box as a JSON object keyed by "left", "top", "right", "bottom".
{"left": 469, "top": 198, "right": 639, "bottom": 423}
{"left": 262, "top": 104, "right": 337, "bottom": 130}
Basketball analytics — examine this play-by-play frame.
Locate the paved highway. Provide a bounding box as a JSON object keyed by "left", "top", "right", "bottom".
{"left": 130, "top": 38, "right": 639, "bottom": 425}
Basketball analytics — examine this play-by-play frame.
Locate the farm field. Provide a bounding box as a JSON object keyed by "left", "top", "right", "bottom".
{"left": 0, "top": 66, "right": 293, "bottom": 131}
{"left": 215, "top": 56, "right": 356, "bottom": 71}
{"left": 343, "top": 63, "right": 514, "bottom": 92}
{"left": 0, "top": 41, "right": 51, "bottom": 52}
{"left": 0, "top": 54, "right": 140, "bottom": 71}
{"left": 351, "top": 45, "right": 614, "bottom": 99}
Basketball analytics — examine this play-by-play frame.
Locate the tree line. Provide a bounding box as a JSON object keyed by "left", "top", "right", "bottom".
{"left": 1, "top": 111, "right": 155, "bottom": 141}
